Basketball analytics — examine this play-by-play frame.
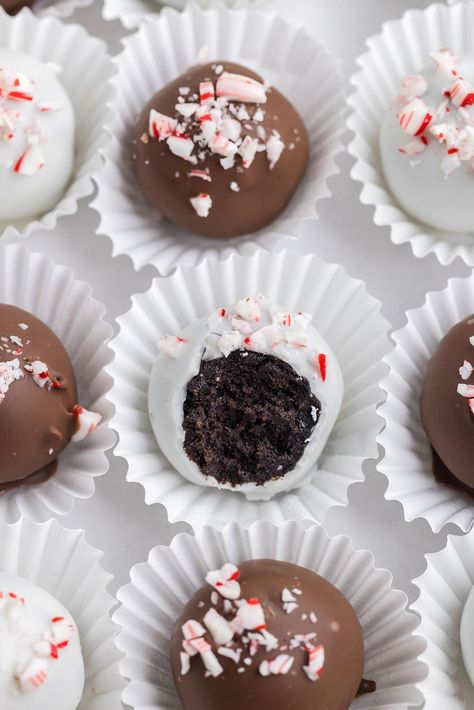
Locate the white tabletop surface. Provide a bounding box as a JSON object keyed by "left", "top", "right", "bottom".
{"left": 10, "top": 0, "right": 471, "bottom": 604}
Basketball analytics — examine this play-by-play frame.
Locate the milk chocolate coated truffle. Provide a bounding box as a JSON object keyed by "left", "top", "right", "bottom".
{"left": 0, "top": 0, "right": 35, "bottom": 13}
{"left": 0, "top": 304, "right": 101, "bottom": 491}
{"left": 133, "top": 61, "right": 309, "bottom": 238}
{"left": 171, "top": 559, "right": 368, "bottom": 710}
{"left": 421, "top": 314, "right": 474, "bottom": 491}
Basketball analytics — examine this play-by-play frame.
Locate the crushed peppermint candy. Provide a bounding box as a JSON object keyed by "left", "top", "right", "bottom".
{"left": 178, "top": 563, "right": 326, "bottom": 683}
{"left": 0, "top": 358, "right": 23, "bottom": 403}
{"left": 0, "top": 66, "right": 57, "bottom": 175}
{"left": 457, "top": 331, "right": 474, "bottom": 415}
{"left": 146, "top": 66, "right": 290, "bottom": 219}
{"left": 0, "top": 586, "right": 77, "bottom": 696}
{"left": 396, "top": 50, "right": 474, "bottom": 176}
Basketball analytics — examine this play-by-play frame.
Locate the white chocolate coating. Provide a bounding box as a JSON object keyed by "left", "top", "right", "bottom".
{"left": 0, "top": 573, "right": 84, "bottom": 710}
{"left": 461, "top": 586, "right": 474, "bottom": 688}
{"left": 148, "top": 296, "right": 343, "bottom": 501}
{"left": 0, "top": 49, "right": 75, "bottom": 224}
{"left": 380, "top": 55, "right": 474, "bottom": 233}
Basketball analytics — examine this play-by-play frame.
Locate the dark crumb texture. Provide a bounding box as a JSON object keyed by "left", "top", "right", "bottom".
{"left": 183, "top": 350, "right": 321, "bottom": 487}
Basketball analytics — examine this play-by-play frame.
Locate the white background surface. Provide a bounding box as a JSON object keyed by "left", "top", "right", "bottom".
{"left": 9, "top": 0, "right": 471, "bottom": 605}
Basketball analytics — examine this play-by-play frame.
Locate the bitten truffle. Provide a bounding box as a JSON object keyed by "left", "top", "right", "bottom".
{"left": 0, "top": 304, "right": 101, "bottom": 491}
{"left": 380, "top": 49, "right": 474, "bottom": 233}
{"left": 148, "top": 295, "right": 343, "bottom": 500}
{"left": 171, "top": 559, "right": 370, "bottom": 710}
{"left": 421, "top": 314, "right": 474, "bottom": 492}
{"left": 132, "top": 61, "right": 309, "bottom": 238}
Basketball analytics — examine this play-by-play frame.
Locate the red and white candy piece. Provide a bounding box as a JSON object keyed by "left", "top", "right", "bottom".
{"left": 17, "top": 658, "right": 48, "bottom": 693}
{"left": 266, "top": 134, "right": 285, "bottom": 170}
{"left": 209, "top": 133, "right": 238, "bottom": 158}
{"left": 188, "top": 637, "right": 224, "bottom": 677}
{"left": 203, "top": 608, "right": 234, "bottom": 645}
{"left": 71, "top": 405, "right": 102, "bottom": 442}
{"left": 13, "top": 144, "right": 45, "bottom": 176}
{"left": 460, "top": 360, "right": 473, "bottom": 380}
{"left": 24, "top": 360, "right": 50, "bottom": 388}
{"left": 469, "top": 399, "right": 474, "bottom": 415}
{"left": 190, "top": 193, "right": 213, "bottom": 218}
{"left": 0, "top": 358, "right": 23, "bottom": 403}
{"left": 239, "top": 135, "right": 258, "bottom": 169}
{"left": 303, "top": 643, "right": 325, "bottom": 681}
{"left": 167, "top": 134, "right": 194, "bottom": 161}
{"left": 399, "top": 135, "right": 428, "bottom": 156}
{"left": 430, "top": 49, "right": 458, "bottom": 75}
{"left": 205, "top": 563, "right": 241, "bottom": 600}
{"left": 259, "top": 654, "right": 294, "bottom": 676}
{"left": 188, "top": 169, "right": 212, "bottom": 182}
{"left": 397, "top": 98, "right": 433, "bottom": 136}
{"left": 447, "top": 77, "right": 474, "bottom": 108}
{"left": 182, "top": 619, "right": 206, "bottom": 640}
{"left": 216, "top": 72, "right": 267, "bottom": 104}
{"left": 236, "top": 598, "right": 266, "bottom": 631}
{"left": 233, "top": 296, "right": 261, "bottom": 323}
{"left": 158, "top": 335, "right": 188, "bottom": 358}
{"left": 400, "top": 75, "right": 427, "bottom": 102}
{"left": 199, "top": 81, "right": 215, "bottom": 105}
{"left": 457, "top": 383, "right": 474, "bottom": 398}
{"left": 149, "top": 109, "right": 177, "bottom": 140}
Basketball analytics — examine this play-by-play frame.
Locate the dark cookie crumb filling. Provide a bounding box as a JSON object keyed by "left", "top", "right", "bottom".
{"left": 182, "top": 350, "right": 321, "bottom": 487}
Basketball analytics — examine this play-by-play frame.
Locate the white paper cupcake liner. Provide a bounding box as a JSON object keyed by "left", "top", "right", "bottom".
{"left": 0, "top": 243, "right": 115, "bottom": 523}
{"left": 0, "top": 517, "right": 125, "bottom": 708}
{"left": 114, "top": 520, "right": 426, "bottom": 709}
{"left": 378, "top": 272, "right": 474, "bottom": 534}
{"left": 103, "top": 0, "right": 270, "bottom": 30}
{"left": 34, "top": 0, "right": 94, "bottom": 18}
{"left": 0, "top": 7, "right": 115, "bottom": 240}
{"left": 93, "top": 2, "right": 345, "bottom": 275}
{"left": 348, "top": 1, "right": 474, "bottom": 267}
{"left": 107, "top": 247, "right": 391, "bottom": 530}
{"left": 412, "top": 530, "right": 474, "bottom": 708}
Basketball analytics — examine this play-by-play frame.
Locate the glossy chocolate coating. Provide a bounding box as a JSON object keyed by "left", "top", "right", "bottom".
{"left": 171, "top": 560, "right": 365, "bottom": 710}
{"left": 0, "top": 0, "right": 35, "bottom": 13}
{"left": 421, "top": 314, "right": 474, "bottom": 490}
{"left": 0, "top": 304, "right": 77, "bottom": 491}
{"left": 132, "top": 61, "right": 309, "bottom": 238}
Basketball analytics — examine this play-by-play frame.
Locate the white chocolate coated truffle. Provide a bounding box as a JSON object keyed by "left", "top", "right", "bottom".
{"left": 0, "top": 572, "right": 84, "bottom": 710}
{"left": 380, "top": 53, "right": 474, "bottom": 233}
{"left": 461, "top": 586, "right": 474, "bottom": 688}
{"left": 0, "top": 49, "right": 75, "bottom": 224}
{"left": 148, "top": 295, "right": 343, "bottom": 501}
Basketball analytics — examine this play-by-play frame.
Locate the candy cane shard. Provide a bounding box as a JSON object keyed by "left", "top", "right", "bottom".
{"left": 398, "top": 135, "right": 428, "bottom": 156}
{"left": 71, "top": 405, "right": 103, "bottom": 442}
{"left": 205, "top": 563, "right": 241, "bottom": 600}
{"left": 13, "top": 144, "right": 45, "bottom": 175}
{"left": 447, "top": 76, "right": 474, "bottom": 108}
{"left": 158, "top": 335, "right": 188, "bottom": 358}
{"left": 216, "top": 72, "right": 267, "bottom": 104}
{"left": 303, "top": 644, "right": 325, "bottom": 681}
{"left": 190, "top": 193, "right": 213, "bottom": 218}
{"left": 397, "top": 98, "right": 433, "bottom": 136}
{"left": 149, "top": 109, "right": 177, "bottom": 140}
{"left": 399, "top": 75, "right": 427, "bottom": 102}
{"left": 167, "top": 135, "right": 194, "bottom": 160}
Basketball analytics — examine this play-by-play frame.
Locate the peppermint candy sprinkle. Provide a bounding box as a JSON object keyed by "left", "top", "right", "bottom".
{"left": 71, "top": 405, "right": 103, "bottom": 442}
{"left": 0, "top": 589, "right": 76, "bottom": 696}
{"left": 457, "top": 333, "right": 474, "bottom": 415}
{"left": 0, "top": 66, "right": 58, "bottom": 175}
{"left": 0, "top": 358, "right": 23, "bottom": 403}
{"left": 146, "top": 67, "right": 289, "bottom": 219}
{"left": 179, "top": 563, "right": 327, "bottom": 683}
{"left": 397, "top": 50, "right": 474, "bottom": 176}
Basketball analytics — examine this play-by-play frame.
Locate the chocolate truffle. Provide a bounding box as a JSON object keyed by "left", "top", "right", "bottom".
{"left": 0, "top": 304, "right": 101, "bottom": 491}
{"left": 171, "top": 559, "right": 369, "bottom": 710}
{"left": 132, "top": 61, "right": 309, "bottom": 238}
{"left": 0, "top": 1, "right": 35, "bottom": 13}
{"left": 0, "top": 572, "right": 84, "bottom": 708}
{"left": 148, "top": 295, "right": 343, "bottom": 500}
{"left": 0, "top": 49, "right": 75, "bottom": 224}
{"left": 421, "top": 314, "right": 474, "bottom": 491}
{"left": 380, "top": 49, "right": 474, "bottom": 233}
